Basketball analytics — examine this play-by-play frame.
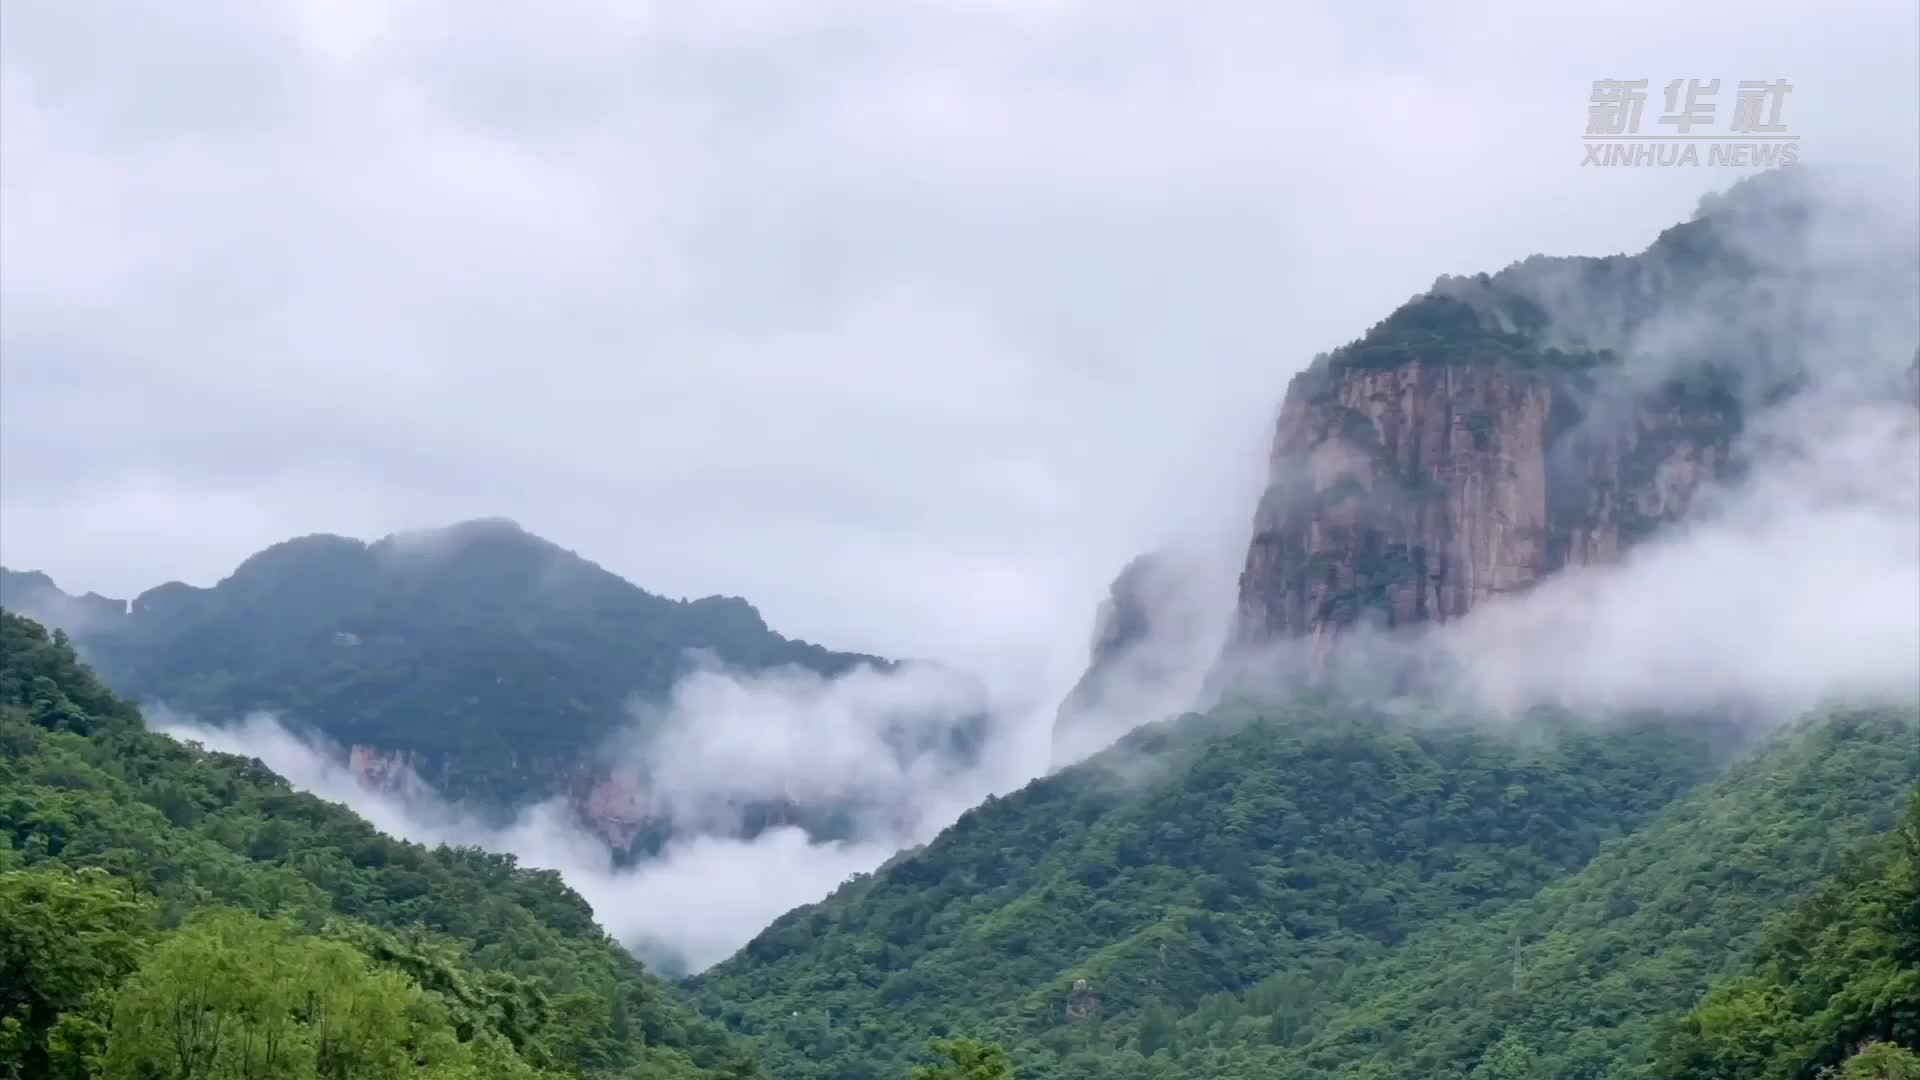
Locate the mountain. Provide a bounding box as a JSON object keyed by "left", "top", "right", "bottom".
{"left": 0, "top": 518, "right": 985, "bottom": 855}
{"left": 7, "top": 169, "right": 1913, "bottom": 1080}
{"left": 1228, "top": 168, "right": 1914, "bottom": 664}
{"left": 1647, "top": 787, "right": 1920, "bottom": 1078}
{"left": 0, "top": 609, "right": 763, "bottom": 1079}
{"left": 691, "top": 697, "right": 1917, "bottom": 1079}
{"left": 690, "top": 170, "right": 1920, "bottom": 1078}
{"left": 1046, "top": 168, "right": 1917, "bottom": 760}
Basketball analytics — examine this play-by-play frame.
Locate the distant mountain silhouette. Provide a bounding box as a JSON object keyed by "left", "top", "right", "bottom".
{"left": 2, "top": 518, "right": 984, "bottom": 851}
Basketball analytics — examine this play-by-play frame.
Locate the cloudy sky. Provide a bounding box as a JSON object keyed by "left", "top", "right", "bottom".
{"left": 3, "top": 0, "right": 1916, "bottom": 687}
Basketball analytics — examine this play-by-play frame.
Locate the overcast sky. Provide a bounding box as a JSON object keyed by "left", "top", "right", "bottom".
{"left": 3, "top": 1, "right": 1915, "bottom": 690}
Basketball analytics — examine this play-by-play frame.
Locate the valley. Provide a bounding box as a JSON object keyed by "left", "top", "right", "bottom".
{"left": 3, "top": 102, "right": 1917, "bottom": 1080}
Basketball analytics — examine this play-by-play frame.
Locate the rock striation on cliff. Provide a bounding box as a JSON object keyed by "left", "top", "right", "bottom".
{"left": 1055, "top": 169, "right": 1917, "bottom": 754}
{"left": 1229, "top": 167, "right": 1913, "bottom": 657}
{"left": 1230, "top": 354, "right": 1737, "bottom": 655}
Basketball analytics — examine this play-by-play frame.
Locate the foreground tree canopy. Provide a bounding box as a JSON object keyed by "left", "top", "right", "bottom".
{"left": 0, "top": 610, "right": 759, "bottom": 1079}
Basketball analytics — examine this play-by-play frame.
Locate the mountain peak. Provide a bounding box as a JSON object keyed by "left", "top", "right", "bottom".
{"left": 27, "top": 520, "right": 917, "bottom": 821}
{"left": 1, "top": 568, "right": 58, "bottom": 592}
{"left": 422, "top": 516, "right": 531, "bottom": 540}
{"left": 377, "top": 517, "right": 545, "bottom": 556}
{"left": 225, "top": 533, "right": 371, "bottom": 583}
{"left": 0, "top": 568, "right": 131, "bottom": 629}
{"left": 1229, "top": 170, "right": 1916, "bottom": 665}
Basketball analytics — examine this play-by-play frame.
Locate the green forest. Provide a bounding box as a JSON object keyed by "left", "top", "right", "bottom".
{"left": 0, "top": 610, "right": 758, "bottom": 1079}
{"left": 3, "top": 605, "right": 1915, "bottom": 1079}
{"left": 689, "top": 696, "right": 1920, "bottom": 1079}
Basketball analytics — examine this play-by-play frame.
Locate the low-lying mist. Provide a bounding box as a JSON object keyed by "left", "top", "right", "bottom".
{"left": 151, "top": 380, "right": 1919, "bottom": 973}
{"left": 1204, "top": 397, "right": 1918, "bottom": 718}
{"left": 154, "top": 170, "right": 1918, "bottom": 977}
{"left": 152, "top": 657, "right": 1037, "bottom": 975}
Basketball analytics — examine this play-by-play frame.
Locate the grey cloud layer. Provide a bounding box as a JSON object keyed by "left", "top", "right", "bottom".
{"left": 6, "top": 1, "right": 1916, "bottom": 688}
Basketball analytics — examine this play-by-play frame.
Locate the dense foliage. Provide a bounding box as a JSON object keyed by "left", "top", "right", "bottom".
{"left": 1163, "top": 706, "right": 1919, "bottom": 1079}
{"left": 0, "top": 610, "right": 759, "bottom": 1079}
{"left": 1649, "top": 789, "right": 1920, "bottom": 1079}
{"left": 908, "top": 1038, "right": 1018, "bottom": 1080}
{"left": 1325, "top": 291, "right": 1614, "bottom": 374}
{"left": 692, "top": 696, "right": 1726, "bottom": 1077}
{"left": 692, "top": 695, "right": 1918, "bottom": 1079}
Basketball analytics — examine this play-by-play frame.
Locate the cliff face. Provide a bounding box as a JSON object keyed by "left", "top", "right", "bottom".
{"left": 1227, "top": 167, "right": 1919, "bottom": 661}
{"left": 344, "top": 743, "right": 665, "bottom": 852}
{"left": 340, "top": 737, "right": 880, "bottom": 857}
{"left": 1231, "top": 356, "right": 1737, "bottom": 655}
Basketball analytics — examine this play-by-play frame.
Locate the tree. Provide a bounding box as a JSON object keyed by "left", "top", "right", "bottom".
{"left": 0, "top": 868, "right": 150, "bottom": 1080}
{"left": 0, "top": 610, "right": 761, "bottom": 1080}
{"left": 1469, "top": 1031, "right": 1538, "bottom": 1080}
{"left": 909, "top": 1037, "right": 1014, "bottom": 1080}
{"left": 103, "top": 912, "right": 444, "bottom": 1080}
{"left": 1824, "top": 1042, "right": 1920, "bottom": 1080}
{"left": 1136, "top": 1004, "right": 1178, "bottom": 1058}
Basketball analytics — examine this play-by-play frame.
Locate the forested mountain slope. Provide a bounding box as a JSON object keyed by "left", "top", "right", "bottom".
{"left": 1, "top": 519, "right": 984, "bottom": 854}
{"left": 1648, "top": 787, "right": 1920, "bottom": 1079}
{"left": 0, "top": 610, "right": 761, "bottom": 1079}
{"left": 693, "top": 700, "right": 1916, "bottom": 1079}
{"left": 1152, "top": 707, "right": 1919, "bottom": 1079}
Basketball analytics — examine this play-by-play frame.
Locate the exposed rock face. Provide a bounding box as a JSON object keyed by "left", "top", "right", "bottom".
{"left": 347, "top": 743, "right": 426, "bottom": 794}
{"left": 579, "top": 766, "right": 653, "bottom": 851}
{"left": 338, "top": 724, "right": 968, "bottom": 858}
{"left": 1054, "top": 171, "right": 1887, "bottom": 750}
{"left": 1231, "top": 357, "right": 1738, "bottom": 658}
{"left": 1227, "top": 168, "right": 1919, "bottom": 664}
{"left": 1065, "top": 978, "right": 1101, "bottom": 1022}
{"left": 338, "top": 740, "right": 769, "bottom": 854}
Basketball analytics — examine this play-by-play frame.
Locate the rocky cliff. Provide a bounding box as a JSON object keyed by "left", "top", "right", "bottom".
{"left": 342, "top": 742, "right": 669, "bottom": 854}
{"left": 1231, "top": 353, "right": 1737, "bottom": 658}
{"left": 1051, "top": 170, "right": 1916, "bottom": 755}
{"left": 1228, "top": 167, "right": 1914, "bottom": 661}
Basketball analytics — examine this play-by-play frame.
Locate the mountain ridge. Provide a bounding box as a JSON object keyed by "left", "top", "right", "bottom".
{"left": 1, "top": 517, "right": 985, "bottom": 859}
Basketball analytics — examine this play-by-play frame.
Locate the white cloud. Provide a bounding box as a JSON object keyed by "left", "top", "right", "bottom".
{"left": 5, "top": 1, "right": 1915, "bottom": 688}
{"left": 1436, "top": 398, "right": 1920, "bottom": 718}
{"left": 150, "top": 653, "right": 1027, "bottom": 974}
